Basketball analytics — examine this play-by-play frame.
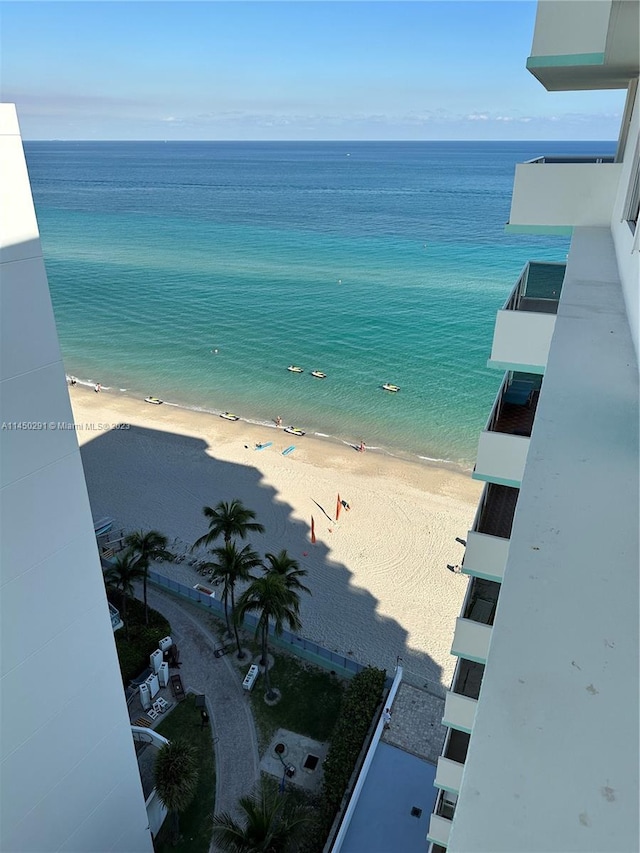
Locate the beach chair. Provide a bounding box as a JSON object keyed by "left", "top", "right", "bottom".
{"left": 156, "top": 697, "right": 169, "bottom": 712}
{"left": 148, "top": 708, "right": 159, "bottom": 721}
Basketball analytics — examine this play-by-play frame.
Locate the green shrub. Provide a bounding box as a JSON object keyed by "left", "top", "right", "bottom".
{"left": 317, "top": 666, "right": 386, "bottom": 841}
{"left": 108, "top": 591, "right": 170, "bottom": 684}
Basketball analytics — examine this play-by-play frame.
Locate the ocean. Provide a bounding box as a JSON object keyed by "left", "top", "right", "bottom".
{"left": 24, "top": 140, "right": 615, "bottom": 468}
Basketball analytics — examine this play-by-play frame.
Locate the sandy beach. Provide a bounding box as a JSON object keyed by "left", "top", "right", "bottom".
{"left": 72, "top": 386, "right": 481, "bottom": 691}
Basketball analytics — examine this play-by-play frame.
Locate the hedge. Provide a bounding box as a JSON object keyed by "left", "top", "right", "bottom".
{"left": 317, "top": 666, "right": 386, "bottom": 839}
{"left": 107, "top": 591, "right": 170, "bottom": 685}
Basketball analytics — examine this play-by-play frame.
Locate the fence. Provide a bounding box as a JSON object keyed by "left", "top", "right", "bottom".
{"left": 148, "top": 570, "right": 368, "bottom": 679}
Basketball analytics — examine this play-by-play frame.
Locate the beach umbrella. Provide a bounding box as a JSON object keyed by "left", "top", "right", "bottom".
{"left": 336, "top": 494, "right": 341, "bottom": 522}
{"left": 311, "top": 516, "right": 316, "bottom": 544}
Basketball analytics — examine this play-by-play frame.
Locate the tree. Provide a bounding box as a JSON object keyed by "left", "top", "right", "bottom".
{"left": 154, "top": 739, "right": 199, "bottom": 844}
{"left": 236, "top": 574, "right": 307, "bottom": 700}
{"left": 212, "top": 781, "right": 310, "bottom": 853}
{"left": 203, "top": 541, "right": 262, "bottom": 657}
{"left": 104, "top": 553, "right": 145, "bottom": 640}
{"left": 264, "top": 550, "right": 310, "bottom": 596}
{"left": 125, "top": 529, "right": 172, "bottom": 625}
{"left": 192, "top": 499, "right": 265, "bottom": 550}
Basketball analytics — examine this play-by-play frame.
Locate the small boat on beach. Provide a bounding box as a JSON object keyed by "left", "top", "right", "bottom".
{"left": 284, "top": 426, "right": 305, "bottom": 436}
{"left": 220, "top": 412, "right": 239, "bottom": 421}
{"left": 382, "top": 384, "right": 400, "bottom": 393}
{"left": 144, "top": 396, "right": 163, "bottom": 405}
{"left": 311, "top": 371, "right": 327, "bottom": 379}
{"left": 287, "top": 366, "right": 304, "bottom": 373}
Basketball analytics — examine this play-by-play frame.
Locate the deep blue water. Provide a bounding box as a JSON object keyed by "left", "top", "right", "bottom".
{"left": 24, "top": 140, "right": 615, "bottom": 466}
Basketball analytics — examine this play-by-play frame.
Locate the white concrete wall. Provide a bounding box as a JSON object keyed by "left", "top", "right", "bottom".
{"left": 530, "top": 0, "right": 610, "bottom": 58}
{"left": 448, "top": 229, "right": 639, "bottom": 852}
{"left": 464, "top": 531, "right": 510, "bottom": 582}
{"left": 0, "top": 105, "right": 152, "bottom": 852}
{"left": 611, "top": 85, "right": 640, "bottom": 365}
{"left": 442, "top": 692, "right": 478, "bottom": 734}
{"left": 489, "top": 310, "right": 556, "bottom": 372}
{"left": 450, "top": 619, "right": 492, "bottom": 664}
{"left": 474, "top": 432, "right": 529, "bottom": 487}
{"left": 509, "top": 162, "right": 622, "bottom": 227}
{"left": 435, "top": 758, "right": 464, "bottom": 794}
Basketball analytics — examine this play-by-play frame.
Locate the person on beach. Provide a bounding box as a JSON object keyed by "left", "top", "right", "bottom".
{"left": 276, "top": 416, "right": 283, "bottom": 427}
{"left": 94, "top": 383, "right": 101, "bottom": 393}
{"left": 341, "top": 499, "right": 351, "bottom": 511}
{"left": 358, "top": 441, "right": 366, "bottom": 453}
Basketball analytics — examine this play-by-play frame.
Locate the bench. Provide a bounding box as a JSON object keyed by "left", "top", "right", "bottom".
{"left": 170, "top": 673, "right": 185, "bottom": 701}
{"left": 242, "top": 664, "right": 259, "bottom": 691}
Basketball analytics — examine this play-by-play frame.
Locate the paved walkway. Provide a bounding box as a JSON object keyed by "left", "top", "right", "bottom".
{"left": 144, "top": 587, "right": 261, "bottom": 832}
{"left": 382, "top": 682, "right": 446, "bottom": 764}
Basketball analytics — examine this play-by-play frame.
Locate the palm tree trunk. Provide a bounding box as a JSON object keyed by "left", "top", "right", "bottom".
{"left": 262, "top": 624, "right": 274, "bottom": 698}
{"left": 222, "top": 590, "right": 232, "bottom": 638}
{"left": 143, "top": 566, "right": 149, "bottom": 626}
{"left": 122, "top": 590, "right": 129, "bottom": 641}
{"left": 230, "top": 586, "right": 246, "bottom": 659}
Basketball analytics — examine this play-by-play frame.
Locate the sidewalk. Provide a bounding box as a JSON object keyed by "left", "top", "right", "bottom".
{"left": 143, "top": 587, "right": 261, "bottom": 829}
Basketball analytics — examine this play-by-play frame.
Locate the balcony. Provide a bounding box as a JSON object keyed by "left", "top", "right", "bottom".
{"left": 526, "top": 0, "right": 639, "bottom": 91}
{"left": 473, "top": 372, "right": 542, "bottom": 488}
{"left": 488, "top": 262, "right": 565, "bottom": 374}
{"left": 507, "top": 155, "right": 621, "bottom": 234}
{"left": 427, "top": 790, "right": 456, "bottom": 847}
{"left": 442, "top": 691, "right": 477, "bottom": 734}
{"left": 109, "top": 603, "right": 124, "bottom": 632}
{"left": 452, "top": 658, "right": 485, "bottom": 702}
{"left": 463, "top": 483, "right": 519, "bottom": 582}
{"left": 450, "top": 618, "right": 492, "bottom": 664}
{"left": 435, "top": 756, "right": 464, "bottom": 796}
{"left": 442, "top": 659, "right": 484, "bottom": 733}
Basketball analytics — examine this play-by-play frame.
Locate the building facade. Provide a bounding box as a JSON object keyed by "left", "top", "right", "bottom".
{"left": 428, "top": 2, "right": 639, "bottom": 850}
{"left": 0, "top": 105, "right": 153, "bottom": 852}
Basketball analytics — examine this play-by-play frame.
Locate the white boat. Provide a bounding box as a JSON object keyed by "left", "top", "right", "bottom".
{"left": 287, "top": 365, "right": 304, "bottom": 373}
{"left": 382, "top": 384, "right": 400, "bottom": 393}
{"left": 284, "top": 426, "right": 305, "bottom": 436}
{"left": 220, "top": 412, "right": 239, "bottom": 421}
{"left": 144, "top": 396, "right": 163, "bottom": 405}
{"left": 311, "top": 371, "right": 327, "bottom": 379}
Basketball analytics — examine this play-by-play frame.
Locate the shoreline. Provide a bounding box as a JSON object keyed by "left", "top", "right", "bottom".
{"left": 71, "top": 384, "right": 482, "bottom": 688}
{"left": 66, "top": 375, "right": 474, "bottom": 476}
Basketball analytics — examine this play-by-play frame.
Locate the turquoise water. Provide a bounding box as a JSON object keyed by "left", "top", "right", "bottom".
{"left": 24, "top": 141, "right": 614, "bottom": 466}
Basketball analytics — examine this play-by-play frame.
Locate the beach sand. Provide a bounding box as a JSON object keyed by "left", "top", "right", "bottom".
{"left": 72, "top": 386, "right": 481, "bottom": 691}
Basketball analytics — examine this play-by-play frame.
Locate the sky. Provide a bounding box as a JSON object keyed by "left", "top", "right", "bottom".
{"left": 0, "top": 1, "right": 627, "bottom": 141}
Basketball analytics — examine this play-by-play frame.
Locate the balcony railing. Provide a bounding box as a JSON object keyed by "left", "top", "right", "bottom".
{"left": 488, "top": 262, "right": 565, "bottom": 373}
{"left": 443, "top": 727, "right": 470, "bottom": 764}
{"left": 461, "top": 577, "right": 500, "bottom": 627}
{"left": 109, "top": 603, "right": 123, "bottom": 632}
{"left": 502, "top": 262, "right": 565, "bottom": 315}
{"left": 526, "top": 155, "right": 614, "bottom": 165}
{"left": 451, "top": 658, "right": 485, "bottom": 702}
{"left": 507, "top": 157, "right": 621, "bottom": 232}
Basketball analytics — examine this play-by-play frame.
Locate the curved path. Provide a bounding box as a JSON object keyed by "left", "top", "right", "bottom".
{"left": 144, "top": 587, "right": 261, "bottom": 832}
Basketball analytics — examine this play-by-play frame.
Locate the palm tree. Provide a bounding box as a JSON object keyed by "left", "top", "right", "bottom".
{"left": 202, "top": 541, "right": 262, "bottom": 657}
{"left": 192, "top": 499, "right": 265, "bottom": 550}
{"left": 212, "top": 780, "right": 310, "bottom": 852}
{"left": 264, "top": 550, "right": 311, "bottom": 596}
{"left": 236, "top": 574, "right": 307, "bottom": 700}
{"left": 105, "top": 553, "right": 145, "bottom": 640}
{"left": 125, "top": 529, "right": 172, "bottom": 625}
{"left": 153, "top": 739, "right": 199, "bottom": 844}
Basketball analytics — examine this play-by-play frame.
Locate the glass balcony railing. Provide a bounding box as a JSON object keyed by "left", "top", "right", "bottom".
{"left": 503, "top": 261, "right": 566, "bottom": 315}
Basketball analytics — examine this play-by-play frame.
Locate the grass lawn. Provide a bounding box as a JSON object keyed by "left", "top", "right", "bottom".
{"left": 153, "top": 695, "right": 216, "bottom": 853}
{"left": 248, "top": 651, "right": 345, "bottom": 749}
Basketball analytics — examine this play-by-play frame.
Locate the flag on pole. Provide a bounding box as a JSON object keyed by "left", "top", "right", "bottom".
{"left": 311, "top": 516, "right": 316, "bottom": 544}
{"left": 336, "top": 493, "right": 341, "bottom": 522}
